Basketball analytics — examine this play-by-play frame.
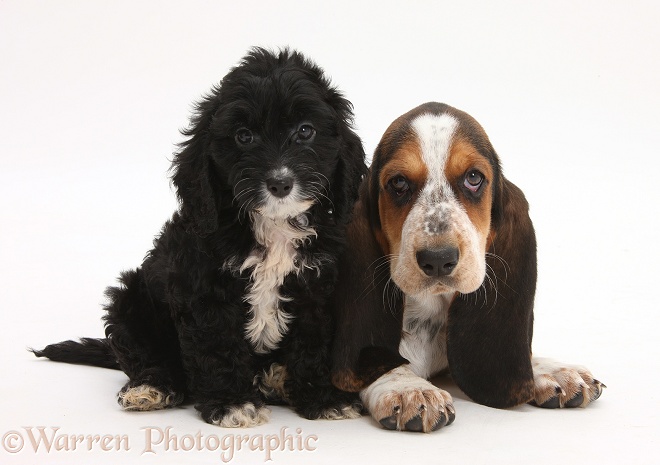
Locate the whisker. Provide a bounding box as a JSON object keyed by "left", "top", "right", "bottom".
{"left": 354, "top": 255, "right": 396, "bottom": 301}
{"left": 486, "top": 252, "right": 510, "bottom": 281}
{"left": 482, "top": 262, "right": 500, "bottom": 311}
{"left": 383, "top": 277, "right": 402, "bottom": 317}
{"left": 234, "top": 186, "right": 260, "bottom": 221}
{"left": 308, "top": 186, "right": 333, "bottom": 206}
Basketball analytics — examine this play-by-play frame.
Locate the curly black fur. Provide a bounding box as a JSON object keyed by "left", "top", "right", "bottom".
{"left": 33, "top": 48, "right": 366, "bottom": 424}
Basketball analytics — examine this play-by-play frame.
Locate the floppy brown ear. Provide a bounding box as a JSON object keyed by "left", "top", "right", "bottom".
{"left": 170, "top": 94, "right": 220, "bottom": 237}
{"left": 331, "top": 178, "right": 408, "bottom": 392}
{"left": 447, "top": 178, "right": 536, "bottom": 408}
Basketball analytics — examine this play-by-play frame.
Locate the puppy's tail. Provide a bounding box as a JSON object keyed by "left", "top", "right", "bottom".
{"left": 30, "top": 338, "right": 120, "bottom": 370}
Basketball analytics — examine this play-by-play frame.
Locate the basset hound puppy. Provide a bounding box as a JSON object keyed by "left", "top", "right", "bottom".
{"left": 331, "top": 102, "right": 605, "bottom": 432}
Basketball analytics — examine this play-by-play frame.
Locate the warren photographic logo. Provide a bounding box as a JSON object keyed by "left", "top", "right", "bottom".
{"left": 2, "top": 426, "right": 318, "bottom": 462}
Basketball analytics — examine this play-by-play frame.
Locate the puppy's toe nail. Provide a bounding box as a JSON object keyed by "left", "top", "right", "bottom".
{"left": 404, "top": 415, "right": 423, "bottom": 432}
{"left": 565, "top": 392, "right": 584, "bottom": 408}
{"left": 379, "top": 415, "right": 398, "bottom": 430}
{"left": 446, "top": 408, "right": 456, "bottom": 426}
{"left": 590, "top": 383, "right": 604, "bottom": 401}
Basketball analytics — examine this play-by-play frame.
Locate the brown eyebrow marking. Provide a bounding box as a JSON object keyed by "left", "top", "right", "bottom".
{"left": 445, "top": 137, "right": 493, "bottom": 235}
{"left": 377, "top": 139, "right": 428, "bottom": 257}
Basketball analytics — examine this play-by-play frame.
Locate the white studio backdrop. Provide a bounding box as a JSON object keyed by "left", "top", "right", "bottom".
{"left": 1, "top": 1, "right": 658, "bottom": 464}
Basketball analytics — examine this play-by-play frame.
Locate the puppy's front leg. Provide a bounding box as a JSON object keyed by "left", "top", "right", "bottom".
{"left": 281, "top": 311, "right": 362, "bottom": 421}
{"left": 175, "top": 301, "right": 269, "bottom": 427}
{"left": 360, "top": 365, "right": 455, "bottom": 433}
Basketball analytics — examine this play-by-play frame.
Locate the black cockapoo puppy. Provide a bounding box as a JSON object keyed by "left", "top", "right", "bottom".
{"left": 33, "top": 48, "right": 367, "bottom": 427}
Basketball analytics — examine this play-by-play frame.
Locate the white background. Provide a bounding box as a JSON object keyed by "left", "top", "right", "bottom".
{"left": 1, "top": 1, "right": 659, "bottom": 464}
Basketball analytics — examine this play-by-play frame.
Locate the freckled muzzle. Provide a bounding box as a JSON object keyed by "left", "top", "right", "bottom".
{"left": 392, "top": 197, "right": 486, "bottom": 296}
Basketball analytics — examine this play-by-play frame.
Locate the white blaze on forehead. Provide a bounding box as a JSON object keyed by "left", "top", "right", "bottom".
{"left": 410, "top": 113, "right": 460, "bottom": 237}
{"left": 411, "top": 113, "right": 459, "bottom": 193}
{"left": 391, "top": 111, "right": 486, "bottom": 295}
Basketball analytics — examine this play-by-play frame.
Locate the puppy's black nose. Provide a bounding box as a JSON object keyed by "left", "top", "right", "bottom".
{"left": 416, "top": 247, "right": 459, "bottom": 277}
{"left": 266, "top": 176, "right": 294, "bottom": 198}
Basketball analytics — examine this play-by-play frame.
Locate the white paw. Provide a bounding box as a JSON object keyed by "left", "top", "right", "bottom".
{"left": 210, "top": 402, "right": 271, "bottom": 428}
{"left": 360, "top": 365, "right": 454, "bottom": 432}
{"left": 317, "top": 404, "right": 363, "bottom": 420}
{"left": 117, "top": 384, "right": 181, "bottom": 411}
{"left": 531, "top": 357, "right": 605, "bottom": 408}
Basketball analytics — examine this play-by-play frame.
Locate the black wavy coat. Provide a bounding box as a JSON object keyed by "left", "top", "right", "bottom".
{"left": 34, "top": 48, "right": 366, "bottom": 423}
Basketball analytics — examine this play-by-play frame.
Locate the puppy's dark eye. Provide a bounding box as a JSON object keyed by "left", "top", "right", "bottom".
{"left": 388, "top": 175, "right": 410, "bottom": 196}
{"left": 235, "top": 128, "right": 254, "bottom": 145}
{"left": 464, "top": 170, "right": 484, "bottom": 193}
{"left": 297, "top": 124, "right": 316, "bottom": 142}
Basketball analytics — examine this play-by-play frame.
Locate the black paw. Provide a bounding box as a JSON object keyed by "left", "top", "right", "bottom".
{"left": 297, "top": 398, "right": 364, "bottom": 420}
{"left": 292, "top": 386, "right": 363, "bottom": 420}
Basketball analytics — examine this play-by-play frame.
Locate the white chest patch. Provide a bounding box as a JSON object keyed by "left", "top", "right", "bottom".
{"left": 399, "top": 292, "right": 453, "bottom": 379}
{"left": 239, "top": 213, "right": 316, "bottom": 354}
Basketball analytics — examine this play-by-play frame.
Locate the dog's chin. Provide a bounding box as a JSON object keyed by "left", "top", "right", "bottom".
{"left": 405, "top": 276, "right": 485, "bottom": 297}
{"left": 395, "top": 280, "right": 456, "bottom": 298}
{"left": 254, "top": 198, "right": 315, "bottom": 220}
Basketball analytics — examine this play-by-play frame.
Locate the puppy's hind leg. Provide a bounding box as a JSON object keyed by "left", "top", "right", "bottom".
{"left": 117, "top": 369, "right": 185, "bottom": 411}
{"left": 104, "top": 269, "right": 186, "bottom": 411}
